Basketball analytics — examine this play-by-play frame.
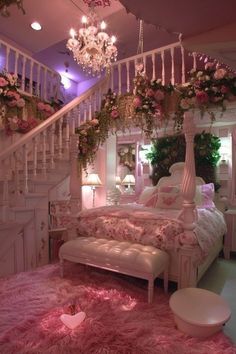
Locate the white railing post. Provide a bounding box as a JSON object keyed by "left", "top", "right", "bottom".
{"left": 29, "top": 61, "right": 34, "bottom": 95}
{"left": 21, "top": 56, "right": 26, "bottom": 92}
{"left": 152, "top": 52, "right": 156, "bottom": 81}
{"left": 161, "top": 50, "right": 165, "bottom": 85}
{"left": 49, "top": 123, "right": 55, "bottom": 169}
{"left": 181, "top": 45, "right": 186, "bottom": 84}
{"left": 170, "top": 47, "right": 175, "bottom": 85}
{"left": 5, "top": 46, "right": 10, "bottom": 72}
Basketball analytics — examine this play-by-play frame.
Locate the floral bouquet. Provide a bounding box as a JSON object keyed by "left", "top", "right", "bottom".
{"left": 174, "top": 62, "right": 236, "bottom": 129}
{"left": 5, "top": 116, "right": 39, "bottom": 135}
{"left": 0, "top": 70, "right": 25, "bottom": 108}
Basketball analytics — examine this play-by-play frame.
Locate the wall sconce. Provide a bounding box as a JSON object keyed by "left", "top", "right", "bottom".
{"left": 83, "top": 173, "right": 102, "bottom": 207}
{"left": 121, "top": 174, "right": 135, "bottom": 194}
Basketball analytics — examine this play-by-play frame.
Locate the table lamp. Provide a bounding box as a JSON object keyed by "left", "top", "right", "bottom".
{"left": 83, "top": 173, "right": 102, "bottom": 207}
{"left": 121, "top": 174, "right": 135, "bottom": 194}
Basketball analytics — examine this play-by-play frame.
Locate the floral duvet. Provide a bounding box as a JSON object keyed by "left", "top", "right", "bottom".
{"left": 76, "top": 204, "right": 226, "bottom": 261}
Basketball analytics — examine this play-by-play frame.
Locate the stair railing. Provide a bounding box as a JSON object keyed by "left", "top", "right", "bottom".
{"left": 110, "top": 41, "right": 199, "bottom": 95}
{"left": 0, "top": 38, "right": 61, "bottom": 101}
{"left": 0, "top": 77, "right": 109, "bottom": 220}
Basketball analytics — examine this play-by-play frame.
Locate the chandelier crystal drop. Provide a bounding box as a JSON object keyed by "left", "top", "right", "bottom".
{"left": 66, "top": 11, "right": 117, "bottom": 76}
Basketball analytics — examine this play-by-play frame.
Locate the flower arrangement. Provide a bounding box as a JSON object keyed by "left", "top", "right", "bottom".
{"left": 118, "top": 145, "right": 136, "bottom": 171}
{"left": 0, "top": 70, "right": 26, "bottom": 108}
{"left": 0, "top": 69, "right": 64, "bottom": 135}
{"left": 174, "top": 63, "right": 236, "bottom": 129}
{"left": 4, "top": 116, "right": 39, "bottom": 135}
{"left": 75, "top": 114, "right": 110, "bottom": 169}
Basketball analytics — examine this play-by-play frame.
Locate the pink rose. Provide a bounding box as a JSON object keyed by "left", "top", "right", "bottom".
{"left": 154, "top": 89, "right": 165, "bottom": 101}
{"left": 196, "top": 91, "right": 209, "bottom": 104}
{"left": 44, "top": 104, "right": 52, "bottom": 113}
{"left": 146, "top": 88, "right": 155, "bottom": 97}
{"left": 133, "top": 96, "right": 142, "bottom": 108}
{"left": 214, "top": 68, "right": 227, "bottom": 80}
{"left": 0, "top": 77, "right": 8, "bottom": 87}
{"left": 220, "top": 85, "right": 229, "bottom": 94}
{"left": 89, "top": 118, "right": 99, "bottom": 126}
{"left": 111, "top": 109, "right": 119, "bottom": 119}
{"left": 7, "top": 100, "right": 17, "bottom": 107}
{"left": 205, "top": 62, "right": 214, "bottom": 70}
{"left": 37, "top": 102, "right": 45, "bottom": 111}
{"left": 16, "top": 98, "right": 25, "bottom": 108}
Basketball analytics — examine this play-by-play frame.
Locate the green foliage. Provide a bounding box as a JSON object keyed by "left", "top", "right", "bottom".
{"left": 147, "top": 132, "right": 221, "bottom": 188}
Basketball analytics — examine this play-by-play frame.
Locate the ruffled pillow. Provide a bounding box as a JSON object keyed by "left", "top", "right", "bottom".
{"left": 195, "top": 183, "right": 215, "bottom": 208}
{"left": 138, "top": 186, "right": 158, "bottom": 207}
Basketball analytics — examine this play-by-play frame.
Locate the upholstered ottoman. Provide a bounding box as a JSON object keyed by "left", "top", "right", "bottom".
{"left": 169, "top": 288, "right": 231, "bottom": 338}
{"left": 59, "top": 237, "right": 169, "bottom": 303}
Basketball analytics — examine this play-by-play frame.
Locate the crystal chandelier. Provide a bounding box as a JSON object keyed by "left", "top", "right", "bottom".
{"left": 66, "top": 5, "right": 117, "bottom": 76}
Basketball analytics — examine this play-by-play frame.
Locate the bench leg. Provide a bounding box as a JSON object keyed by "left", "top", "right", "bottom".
{"left": 148, "top": 279, "right": 154, "bottom": 304}
{"left": 163, "top": 268, "right": 168, "bottom": 293}
{"left": 60, "top": 258, "right": 64, "bottom": 278}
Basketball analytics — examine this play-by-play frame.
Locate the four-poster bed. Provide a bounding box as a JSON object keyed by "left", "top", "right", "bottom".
{"left": 66, "top": 111, "right": 226, "bottom": 289}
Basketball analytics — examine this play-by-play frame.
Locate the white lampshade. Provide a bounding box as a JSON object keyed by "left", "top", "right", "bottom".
{"left": 121, "top": 174, "right": 135, "bottom": 186}
{"left": 83, "top": 173, "right": 102, "bottom": 187}
{"left": 115, "top": 176, "right": 121, "bottom": 185}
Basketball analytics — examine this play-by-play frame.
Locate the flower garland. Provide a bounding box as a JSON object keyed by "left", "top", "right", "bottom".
{"left": 75, "top": 63, "right": 236, "bottom": 169}
{"left": 0, "top": 70, "right": 63, "bottom": 135}
{"left": 174, "top": 63, "right": 236, "bottom": 129}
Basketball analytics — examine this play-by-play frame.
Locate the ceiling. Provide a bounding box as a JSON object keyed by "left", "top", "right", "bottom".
{"left": 0, "top": 0, "right": 236, "bottom": 84}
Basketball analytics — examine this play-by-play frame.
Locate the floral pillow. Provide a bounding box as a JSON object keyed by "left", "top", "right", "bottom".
{"left": 155, "top": 185, "right": 183, "bottom": 209}
{"left": 138, "top": 186, "right": 159, "bottom": 207}
{"left": 195, "top": 183, "right": 215, "bottom": 208}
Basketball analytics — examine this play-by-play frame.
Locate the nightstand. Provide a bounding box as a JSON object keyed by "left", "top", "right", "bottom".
{"left": 224, "top": 209, "right": 236, "bottom": 259}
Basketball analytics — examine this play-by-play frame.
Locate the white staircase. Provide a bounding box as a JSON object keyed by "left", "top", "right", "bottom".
{"left": 0, "top": 38, "right": 202, "bottom": 277}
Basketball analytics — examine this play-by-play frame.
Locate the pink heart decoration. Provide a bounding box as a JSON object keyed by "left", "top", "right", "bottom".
{"left": 60, "top": 311, "right": 86, "bottom": 329}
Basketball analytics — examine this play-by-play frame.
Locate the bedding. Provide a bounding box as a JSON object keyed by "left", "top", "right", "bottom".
{"left": 76, "top": 204, "right": 226, "bottom": 264}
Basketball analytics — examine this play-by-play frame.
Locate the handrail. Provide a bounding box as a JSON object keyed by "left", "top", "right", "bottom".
{"left": 0, "top": 38, "right": 59, "bottom": 77}
{"left": 114, "top": 41, "right": 181, "bottom": 66}
{"left": 0, "top": 76, "right": 108, "bottom": 161}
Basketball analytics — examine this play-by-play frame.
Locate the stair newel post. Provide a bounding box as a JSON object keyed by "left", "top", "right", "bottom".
{"left": 49, "top": 123, "right": 55, "bottom": 169}
{"left": 22, "top": 144, "right": 29, "bottom": 194}
{"left": 33, "top": 136, "right": 38, "bottom": 177}
{"left": 58, "top": 117, "right": 63, "bottom": 159}
{"left": 181, "top": 111, "right": 197, "bottom": 236}
{"left": 69, "top": 134, "right": 82, "bottom": 214}
{"left": 41, "top": 130, "right": 47, "bottom": 178}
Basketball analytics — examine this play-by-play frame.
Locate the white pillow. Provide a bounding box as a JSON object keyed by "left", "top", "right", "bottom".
{"left": 138, "top": 186, "right": 158, "bottom": 205}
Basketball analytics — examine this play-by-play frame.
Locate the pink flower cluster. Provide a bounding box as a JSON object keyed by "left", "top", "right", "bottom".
{"left": 0, "top": 71, "right": 25, "bottom": 108}
{"left": 37, "top": 102, "right": 55, "bottom": 118}
{"left": 5, "top": 117, "right": 39, "bottom": 135}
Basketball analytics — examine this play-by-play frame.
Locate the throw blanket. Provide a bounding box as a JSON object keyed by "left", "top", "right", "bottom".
{"left": 76, "top": 205, "right": 226, "bottom": 260}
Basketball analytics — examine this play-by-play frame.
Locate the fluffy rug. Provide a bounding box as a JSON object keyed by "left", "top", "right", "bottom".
{"left": 0, "top": 263, "right": 235, "bottom": 354}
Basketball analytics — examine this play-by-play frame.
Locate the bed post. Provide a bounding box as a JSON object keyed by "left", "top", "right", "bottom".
{"left": 69, "top": 134, "right": 82, "bottom": 214}
{"left": 178, "top": 111, "right": 198, "bottom": 288}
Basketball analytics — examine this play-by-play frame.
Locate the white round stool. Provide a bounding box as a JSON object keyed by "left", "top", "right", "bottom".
{"left": 169, "top": 288, "right": 231, "bottom": 338}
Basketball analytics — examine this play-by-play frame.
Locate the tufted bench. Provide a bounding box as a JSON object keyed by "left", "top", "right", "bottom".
{"left": 59, "top": 237, "right": 169, "bottom": 303}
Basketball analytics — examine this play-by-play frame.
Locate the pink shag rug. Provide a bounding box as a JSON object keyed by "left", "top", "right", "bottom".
{"left": 0, "top": 263, "right": 235, "bottom": 354}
